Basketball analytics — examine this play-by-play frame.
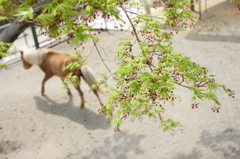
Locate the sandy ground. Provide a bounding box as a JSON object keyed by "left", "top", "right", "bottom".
{"left": 0, "top": 0, "right": 240, "bottom": 159}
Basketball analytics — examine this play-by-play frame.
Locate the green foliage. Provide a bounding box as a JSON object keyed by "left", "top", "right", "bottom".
{"left": 0, "top": 0, "right": 20, "bottom": 18}
{"left": 15, "top": 7, "right": 33, "bottom": 21}
{"left": 63, "top": 53, "right": 86, "bottom": 86}
{"left": 0, "top": 0, "right": 234, "bottom": 131}
{"left": 0, "top": 40, "right": 12, "bottom": 69}
{"left": 63, "top": 73, "right": 79, "bottom": 87}
{"left": 230, "top": 0, "right": 240, "bottom": 2}
{"left": 164, "top": 0, "right": 195, "bottom": 27}
{"left": 101, "top": 0, "right": 234, "bottom": 131}
{"left": 0, "top": 63, "right": 7, "bottom": 68}
{"left": 160, "top": 119, "right": 182, "bottom": 131}
{"left": 0, "top": 41, "right": 12, "bottom": 56}
{"left": 0, "top": 16, "right": 7, "bottom": 21}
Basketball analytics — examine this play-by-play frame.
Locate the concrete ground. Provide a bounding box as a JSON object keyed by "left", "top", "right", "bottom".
{"left": 0, "top": 0, "right": 240, "bottom": 159}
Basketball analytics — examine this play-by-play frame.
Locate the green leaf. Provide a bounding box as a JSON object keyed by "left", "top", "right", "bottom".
{"left": 85, "top": 5, "right": 94, "bottom": 17}
{"left": 113, "top": 118, "right": 122, "bottom": 128}
{"left": 207, "top": 82, "right": 219, "bottom": 92}
{"left": 0, "top": 63, "right": 7, "bottom": 69}
{"left": 56, "top": 2, "right": 71, "bottom": 11}
{"left": 42, "top": 3, "right": 55, "bottom": 13}
{"left": 205, "top": 92, "right": 221, "bottom": 105}
{"left": 230, "top": 0, "right": 240, "bottom": 2}
{"left": 191, "top": 95, "right": 197, "bottom": 101}
{"left": 37, "top": 13, "right": 54, "bottom": 25}
{"left": 160, "top": 119, "right": 182, "bottom": 131}
{"left": 0, "top": 16, "right": 7, "bottom": 21}
{"left": 16, "top": 7, "right": 33, "bottom": 21}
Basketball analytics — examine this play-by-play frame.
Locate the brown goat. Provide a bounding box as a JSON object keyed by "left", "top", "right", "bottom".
{"left": 20, "top": 48, "right": 106, "bottom": 108}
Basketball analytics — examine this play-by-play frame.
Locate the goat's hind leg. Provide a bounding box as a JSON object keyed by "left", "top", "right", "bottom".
{"left": 74, "top": 78, "right": 85, "bottom": 108}
{"left": 93, "top": 90, "right": 104, "bottom": 107}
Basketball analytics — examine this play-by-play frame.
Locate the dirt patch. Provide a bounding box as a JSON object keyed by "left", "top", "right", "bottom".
{"left": 0, "top": 140, "right": 21, "bottom": 154}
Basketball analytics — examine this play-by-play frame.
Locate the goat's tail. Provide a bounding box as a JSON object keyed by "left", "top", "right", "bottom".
{"left": 80, "top": 65, "right": 107, "bottom": 94}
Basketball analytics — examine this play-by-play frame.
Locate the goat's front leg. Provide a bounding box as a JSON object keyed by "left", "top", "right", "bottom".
{"left": 41, "top": 73, "right": 53, "bottom": 95}
{"left": 62, "top": 79, "right": 72, "bottom": 95}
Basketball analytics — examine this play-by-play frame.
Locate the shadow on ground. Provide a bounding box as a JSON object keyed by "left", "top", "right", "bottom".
{"left": 185, "top": 0, "right": 240, "bottom": 43}
{"left": 174, "top": 128, "right": 240, "bottom": 159}
{"left": 33, "top": 95, "right": 110, "bottom": 130}
{"left": 82, "top": 131, "right": 145, "bottom": 159}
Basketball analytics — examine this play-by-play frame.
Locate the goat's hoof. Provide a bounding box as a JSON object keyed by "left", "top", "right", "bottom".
{"left": 80, "top": 103, "right": 85, "bottom": 108}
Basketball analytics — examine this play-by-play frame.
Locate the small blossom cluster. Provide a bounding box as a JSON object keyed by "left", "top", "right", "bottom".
{"left": 211, "top": 107, "right": 220, "bottom": 113}
{"left": 191, "top": 103, "right": 199, "bottom": 109}
{"left": 228, "top": 91, "right": 235, "bottom": 99}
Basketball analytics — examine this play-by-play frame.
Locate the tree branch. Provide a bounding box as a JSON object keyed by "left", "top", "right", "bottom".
{"left": 120, "top": 3, "right": 154, "bottom": 72}
{"left": 0, "top": 0, "right": 53, "bottom": 43}
{"left": 175, "top": 82, "right": 192, "bottom": 90}
{"left": 88, "top": 31, "right": 112, "bottom": 74}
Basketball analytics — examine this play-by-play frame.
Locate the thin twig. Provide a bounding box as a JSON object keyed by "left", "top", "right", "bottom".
{"left": 85, "top": 44, "right": 95, "bottom": 60}
{"left": 120, "top": 3, "right": 153, "bottom": 72}
{"left": 121, "top": 5, "right": 140, "bottom": 42}
{"left": 175, "top": 82, "right": 191, "bottom": 90}
{"left": 88, "top": 31, "right": 112, "bottom": 74}
{"left": 124, "top": 10, "right": 163, "bottom": 20}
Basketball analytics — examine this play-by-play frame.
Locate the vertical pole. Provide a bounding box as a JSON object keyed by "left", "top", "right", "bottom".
{"left": 30, "top": 23, "right": 39, "bottom": 49}
{"left": 23, "top": 32, "right": 29, "bottom": 47}
{"left": 205, "top": 0, "right": 207, "bottom": 12}
{"left": 199, "top": 0, "right": 202, "bottom": 20}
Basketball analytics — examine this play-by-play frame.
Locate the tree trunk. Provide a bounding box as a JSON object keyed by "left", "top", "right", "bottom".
{"left": 0, "top": 0, "right": 53, "bottom": 43}
{"left": 0, "top": 21, "right": 31, "bottom": 43}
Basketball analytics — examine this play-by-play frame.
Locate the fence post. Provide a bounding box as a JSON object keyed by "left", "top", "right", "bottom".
{"left": 199, "top": 0, "right": 202, "bottom": 20}
{"left": 31, "top": 23, "right": 39, "bottom": 49}
{"left": 205, "top": 0, "right": 207, "bottom": 12}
